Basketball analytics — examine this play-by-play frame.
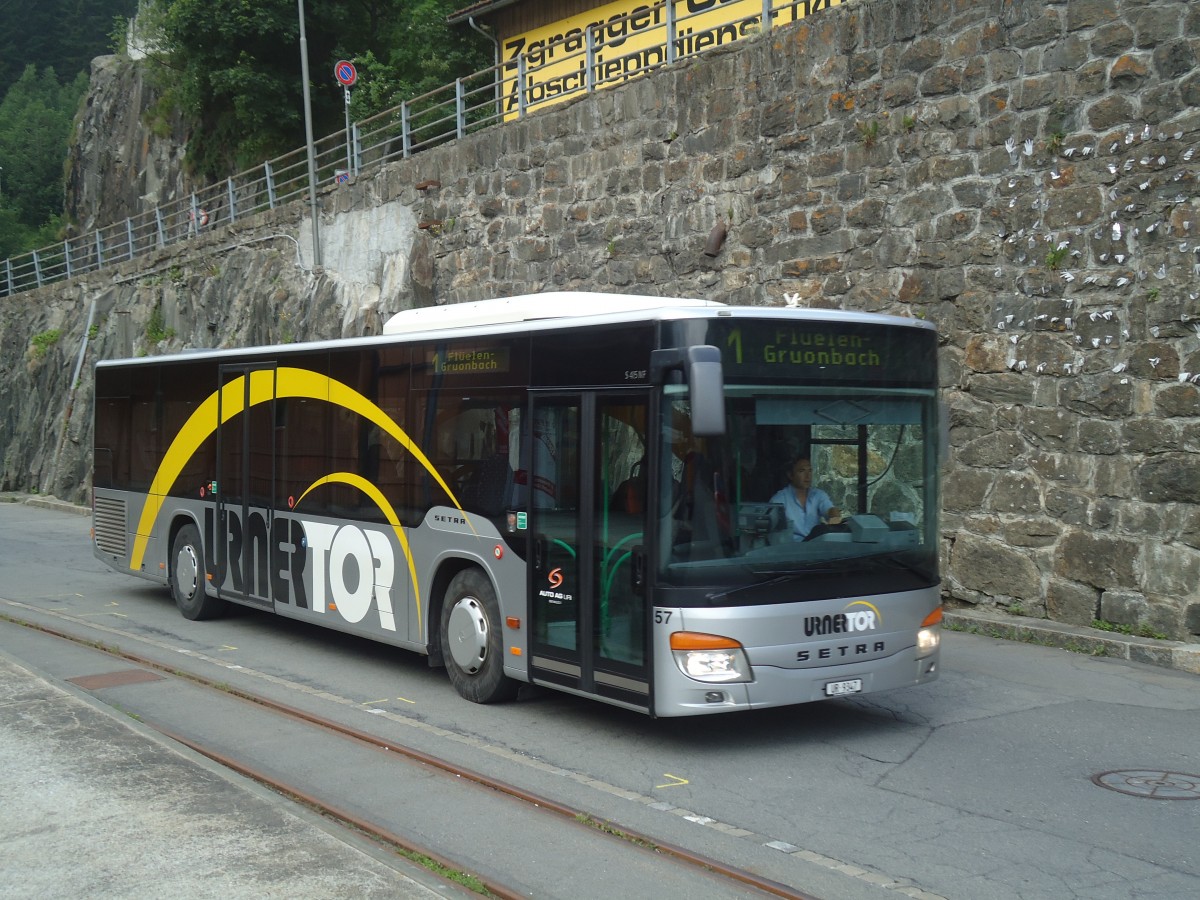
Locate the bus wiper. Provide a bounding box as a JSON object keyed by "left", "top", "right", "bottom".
{"left": 705, "top": 574, "right": 796, "bottom": 603}
{"left": 874, "top": 555, "right": 933, "bottom": 578}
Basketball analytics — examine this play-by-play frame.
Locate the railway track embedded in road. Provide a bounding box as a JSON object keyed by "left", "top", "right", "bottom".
{"left": 6, "top": 611, "right": 819, "bottom": 900}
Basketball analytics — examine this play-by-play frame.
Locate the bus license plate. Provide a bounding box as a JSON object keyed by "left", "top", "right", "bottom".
{"left": 824, "top": 679, "right": 862, "bottom": 697}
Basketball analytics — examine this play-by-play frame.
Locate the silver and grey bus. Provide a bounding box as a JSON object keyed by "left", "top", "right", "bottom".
{"left": 93, "top": 293, "right": 942, "bottom": 716}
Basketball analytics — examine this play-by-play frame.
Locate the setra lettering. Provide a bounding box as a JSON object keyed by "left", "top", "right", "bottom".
{"left": 796, "top": 641, "right": 885, "bottom": 662}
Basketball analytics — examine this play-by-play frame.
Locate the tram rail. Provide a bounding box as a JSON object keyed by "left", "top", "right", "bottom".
{"left": 4, "top": 611, "right": 817, "bottom": 900}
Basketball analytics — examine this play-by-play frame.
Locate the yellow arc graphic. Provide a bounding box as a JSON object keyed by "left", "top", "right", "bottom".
{"left": 295, "top": 471, "right": 423, "bottom": 633}
{"left": 129, "top": 368, "right": 463, "bottom": 629}
{"left": 846, "top": 599, "right": 882, "bottom": 623}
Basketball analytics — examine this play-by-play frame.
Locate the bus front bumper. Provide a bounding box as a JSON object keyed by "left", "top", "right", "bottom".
{"left": 654, "top": 648, "right": 939, "bottom": 717}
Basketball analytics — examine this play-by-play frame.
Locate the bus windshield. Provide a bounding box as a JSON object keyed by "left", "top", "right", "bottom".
{"left": 657, "top": 383, "right": 939, "bottom": 598}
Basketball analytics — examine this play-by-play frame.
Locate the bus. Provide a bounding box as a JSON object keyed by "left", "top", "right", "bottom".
{"left": 92, "top": 292, "right": 942, "bottom": 717}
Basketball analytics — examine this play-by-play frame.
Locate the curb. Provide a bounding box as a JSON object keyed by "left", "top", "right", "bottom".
{"left": 0, "top": 493, "right": 91, "bottom": 517}
{"left": 944, "top": 609, "right": 1200, "bottom": 677}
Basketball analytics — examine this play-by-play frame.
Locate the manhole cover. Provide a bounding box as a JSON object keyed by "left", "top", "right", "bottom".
{"left": 1091, "top": 770, "right": 1200, "bottom": 800}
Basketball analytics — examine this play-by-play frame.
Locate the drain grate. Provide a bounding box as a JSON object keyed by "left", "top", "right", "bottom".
{"left": 1092, "top": 770, "right": 1200, "bottom": 800}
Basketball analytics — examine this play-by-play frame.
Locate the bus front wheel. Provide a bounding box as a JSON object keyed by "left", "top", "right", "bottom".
{"left": 170, "top": 523, "right": 226, "bottom": 621}
{"left": 440, "top": 569, "right": 519, "bottom": 704}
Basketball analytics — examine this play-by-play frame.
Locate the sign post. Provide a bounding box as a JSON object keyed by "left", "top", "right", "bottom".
{"left": 298, "top": 0, "right": 321, "bottom": 266}
{"left": 334, "top": 60, "right": 357, "bottom": 178}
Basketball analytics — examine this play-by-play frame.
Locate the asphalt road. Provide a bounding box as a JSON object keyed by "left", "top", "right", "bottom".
{"left": 2, "top": 498, "right": 1198, "bottom": 900}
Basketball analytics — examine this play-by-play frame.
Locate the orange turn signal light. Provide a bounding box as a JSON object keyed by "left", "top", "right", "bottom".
{"left": 921, "top": 607, "right": 944, "bottom": 627}
{"left": 669, "top": 631, "right": 743, "bottom": 651}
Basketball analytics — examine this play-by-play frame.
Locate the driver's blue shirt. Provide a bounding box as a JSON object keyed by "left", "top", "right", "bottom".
{"left": 769, "top": 485, "right": 835, "bottom": 540}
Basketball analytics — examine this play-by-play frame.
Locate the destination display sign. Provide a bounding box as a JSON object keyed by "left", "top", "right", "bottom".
{"left": 685, "top": 319, "right": 937, "bottom": 386}
{"left": 430, "top": 345, "right": 512, "bottom": 375}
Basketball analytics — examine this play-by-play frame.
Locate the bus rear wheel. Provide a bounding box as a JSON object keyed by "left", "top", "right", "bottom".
{"left": 170, "top": 523, "right": 226, "bottom": 621}
{"left": 441, "top": 569, "right": 518, "bottom": 704}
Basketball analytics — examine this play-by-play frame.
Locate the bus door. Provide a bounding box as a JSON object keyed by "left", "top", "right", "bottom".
{"left": 528, "top": 392, "right": 651, "bottom": 710}
{"left": 214, "top": 363, "right": 276, "bottom": 607}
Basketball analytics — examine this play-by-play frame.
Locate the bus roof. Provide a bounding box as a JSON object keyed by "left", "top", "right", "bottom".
{"left": 382, "top": 292, "right": 724, "bottom": 334}
{"left": 96, "top": 295, "right": 935, "bottom": 368}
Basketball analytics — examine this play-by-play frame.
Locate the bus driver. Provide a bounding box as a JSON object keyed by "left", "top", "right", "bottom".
{"left": 770, "top": 456, "right": 842, "bottom": 541}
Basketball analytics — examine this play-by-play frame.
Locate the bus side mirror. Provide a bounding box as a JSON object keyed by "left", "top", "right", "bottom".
{"left": 686, "top": 345, "right": 725, "bottom": 437}
{"left": 649, "top": 344, "right": 725, "bottom": 437}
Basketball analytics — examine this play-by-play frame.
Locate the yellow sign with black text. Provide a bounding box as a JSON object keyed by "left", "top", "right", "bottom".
{"left": 502, "top": 0, "right": 844, "bottom": 118}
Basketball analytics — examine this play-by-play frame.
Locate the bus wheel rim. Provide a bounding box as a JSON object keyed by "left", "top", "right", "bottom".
{"left": 446, "top": 597, "right": 488, "bottom": 674}
{"left": 175, "top": 545, "right": 198, "bottom": 598}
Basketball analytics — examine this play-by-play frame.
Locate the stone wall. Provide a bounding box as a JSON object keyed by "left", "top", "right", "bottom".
{"left": 2, "top": 0, "right": 1197, "bottom": 638}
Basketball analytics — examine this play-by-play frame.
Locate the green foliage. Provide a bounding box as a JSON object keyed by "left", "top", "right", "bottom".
{"left": 145, "top": 0, "right": 310, "bottom": 176}
{"left": 0, "top": 205, "right": 62, "bottom": 259}
{"left": 347, "top": 3, "right": 493, "bottom": 122}
{"left": 0, "top": 65, "right": 89, "bottom": 254}
{"left": 141, "top": 0, "right": 491, "bottom": 180}
{"left": 0, "top": 0, "right": 139, "bottom": 88}
{"left": 109, "top": 15, "right": 129, "bottom": 56}
{"left": 0, "top": 1, "right": 138, "bottom": 256}
{"left": 1044, "top": 245, "right": 1069, "bottom": 270}
{"left": 857, "top": 119, "right": 881, "bottom": 147}
{"left": 145, "top": 305, "right": 175, "bottom": 343}
{"left": 1, "top": 1, "right": 490, "bottom": 254}
{"left": 1091, "top": 619, "right": 1169, "bottom": 640}
{"left": 31, "top": 329, "right": 62, "bottom": 357}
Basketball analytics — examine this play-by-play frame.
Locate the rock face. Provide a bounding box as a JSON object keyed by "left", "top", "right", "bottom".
{"left": 63, "top": 54, "right": 191, "bottom": 234}
{"left": 1, "top": 0, "right": 1198, "bottom": 639}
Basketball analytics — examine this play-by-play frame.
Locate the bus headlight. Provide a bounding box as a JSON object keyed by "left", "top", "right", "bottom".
{"left": 670, "top": 632, "right": 752, "bottom": 683}
{"left": 916, "top": 607, "right": 943, "bottom": 659}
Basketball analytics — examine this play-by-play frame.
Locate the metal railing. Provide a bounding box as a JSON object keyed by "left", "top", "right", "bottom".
{"left": 1, "top": 0, "right": 830, "bottom": 298}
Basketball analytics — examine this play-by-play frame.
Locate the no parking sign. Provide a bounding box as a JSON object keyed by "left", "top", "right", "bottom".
{"left": 334, "top": 60, "right": 357, "bottom": 87}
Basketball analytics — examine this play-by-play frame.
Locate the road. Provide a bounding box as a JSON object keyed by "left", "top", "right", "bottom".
{"left": 1, "top": 499, "right": 1198, "bottom": 900}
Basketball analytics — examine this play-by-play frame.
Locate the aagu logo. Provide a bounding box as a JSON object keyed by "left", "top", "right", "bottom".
{"left": 538, "top": 567, "right": 571, "bottom": 605}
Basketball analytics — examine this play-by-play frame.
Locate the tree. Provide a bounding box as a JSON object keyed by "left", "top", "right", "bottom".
{"left": 0, "top": 0, "right": 494, "bottom": 256}
{"left": 0, "top": 0, "right": 135, "bottom": 257}
{"left": 346, "top": 1, "right": 495, "bottom": 121}
{"left": 142, "top": 0, "right": 490, "bottom": 180}
{"left": 0, "top": 0, "right": 139, "bottom": 87}
{"left": 0, "top": 65, "right": 88, "bottom": 254}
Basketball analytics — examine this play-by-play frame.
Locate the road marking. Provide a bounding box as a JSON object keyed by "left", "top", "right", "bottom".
{"left": 656, "top": 773, "right": 688, "bottom": 788}
{"left": 364, "top": 696, "right": 416, "bottom": 707}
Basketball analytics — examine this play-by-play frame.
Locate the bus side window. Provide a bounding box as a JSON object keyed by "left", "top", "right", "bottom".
{"left": 460, "top": 455, "right": 514, "bottom": 517}
{"left": 416, "top": 395, "right": 522, "bottom": 517}
{"left": 610, "top": 458, "right": 645, "bottom": 514}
